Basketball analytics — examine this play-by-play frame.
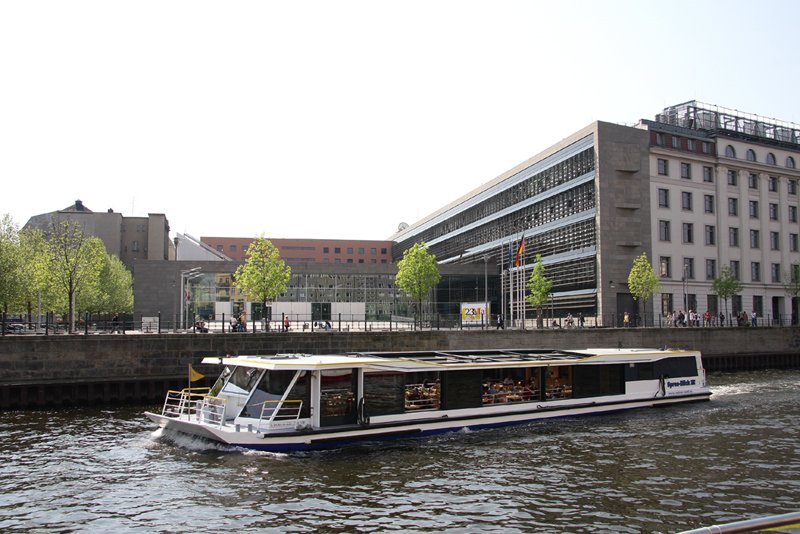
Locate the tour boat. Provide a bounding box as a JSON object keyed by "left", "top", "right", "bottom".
{"left": 145, "top": 348, "right": 711, "bottom": 452}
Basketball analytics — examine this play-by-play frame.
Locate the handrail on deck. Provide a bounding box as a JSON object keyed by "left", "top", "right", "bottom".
{"left": 257, "top": 399, "right": 304, "bottom": 431}
{"left": 677, "top": 510, "right": 800, "bottom": 533}
{"left": 161, "top": 389, "right": 226, "bottom": 429}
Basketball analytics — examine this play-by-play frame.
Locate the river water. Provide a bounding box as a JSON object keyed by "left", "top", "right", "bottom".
{"left": 0, "top": 370, "right": 798, "bottom": 533}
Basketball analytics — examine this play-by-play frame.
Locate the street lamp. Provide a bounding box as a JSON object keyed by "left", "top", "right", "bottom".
{"left": 681, "top": 262, "right": 689, "bottom": 315}
{"left": 180, "top": 267, "right": 202, "bottom": 330}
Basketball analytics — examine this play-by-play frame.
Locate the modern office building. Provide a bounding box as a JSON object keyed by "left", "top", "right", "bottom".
{"left": 201, "top": 237, "right": 393, "bottom": 265}
{"left": 391, "top": 101, "right": 800, "bottom": 325}
{"left": 24, "top": 200, "right": 173, "bottom": 270}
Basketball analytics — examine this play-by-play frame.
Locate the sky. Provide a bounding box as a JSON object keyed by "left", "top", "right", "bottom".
{"left": 2, "top": 0, "right": 799, "bottom": 241}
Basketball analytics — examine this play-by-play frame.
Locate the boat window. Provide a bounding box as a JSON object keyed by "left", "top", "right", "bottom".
{"left": 482, "top": 368, "right": 540, "bottom": 405}
{"left": 209, "top": 366, "right": 233, "bottom": 397}
{"left": 545, "top": 366, "right": 573, "bottom": 400}
{"left": 241, "top": 370, "right": 309, "bottom": 419}
{"left": 404, "top": 372, "right": 440, "bottom": 411}
{"left": 572, "top": 365, "right": 625, "bottom": 398}
{"left": 320, "top": 370, "right": 356, "bottom": 423}
{"left": 654, "top": 357, "right": 697, "bottom": 378}
{"left": 222, "top": 366, "right": 262, "bottom": 396}
{"left": 364, "top": 371, "right": 405, "bottom": 416}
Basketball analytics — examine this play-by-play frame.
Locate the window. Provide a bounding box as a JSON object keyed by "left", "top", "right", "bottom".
{"left": 658, "top": 188, "right": 670, "bottom": 208}
{"left": 358, "top": 247, "right": 365, "bottom": 254}
{"left": 334, "top": 247, "right": 341, "bottom": 253}
{"left": 748, "top": 173, "right": 759, "bottom": 189}
{"left": 770, "top": 231, "right": 780, "bottom": 250}
{"left": 768, "top": 176, "right": 778, "bottom": 192}
{"left": 658, "top": 159, "right": 669, "bottom": 176}
{"left": 788, "top": 156, "right": 797, "bottom": 169}
{"left": 725, "top": 145, "right": 736, "bottom": 158}
{"left": 672, "top": 136, "right": 681, "bottom": 149}
{"left": 729, "top": 227, "right": 739, "bottom": 247}
{"left": 753, "top": 295, "right": 763, "bottom": 317}
{"left": 370, "top": 248, "right": 377, "bottom": 255}
{"left": 728, "top": 170, "right": 738, "bottom": 186}
{"left": 703, "top": 166, "right": 714, "bottom": 183}
{"left": 659, "top": 220, "right": 671, "bottom": 242}
{"left": 683, "top": 257, "right": 695, "bottom": 279}
{"left": 769, "top": 203, "right": 779, "bottom": 221}
{"left": 730, "top": 260, "right": 740, "bottom": 280}
{"left": 704, "top": 194, "right": 715, "bottom": 213}
{"left": 381, "top": 248, "right": 388, "bottom": 254}
{"left": 682, "top": 223, "right": 694, "bottom": 244}
{"left": 132, "top": 240, "right": 139, "bottom": 252}
{"left": 792, "top": 264, "right": 800, "bottom": 282}
{"left": 767, "top": 153, "right": 777, "bottom": 165}
{"left": 750, "top": 230, "right": 760, "bottom": 249}
{"left": 216, "top": 245, "right": 223, "bottom": 252}
{"left": 705, "top": 225, "right": 716, "bottom": 245}
{"left": 790, "top": 180, "right": 798, "bottom": 195}
{"left": 687, "top": 139, "right": 696, "bottom": 151}
{"left": 655, "top": 132, "right": 664, "bottom": 146}
{"left": 706, "top": 259, "right": 717, "bottom": 280}
{"left": 681, "top": 191, "right": 692, "bottom": 211}
{"left": 791, "top": 233, "right": 799, "bottom": 252}
{"left": 749, "top": 200, "right": 759, "bottom": 219}
{"left": 323, "top": 247, "right": 329, "bottom": 253}
{"left": 772, "top": 263, "right": 781, "bottom": 282}
{"left": 746, "top": 149, "right": 757, "bottom": 162}
{"left": 751, "top": 262, "right": 761, "bottom": 282}
{"left": 681, "top": 162, "right": 692, "bottom": 179}
{"left": 229, "top": 244, "right": 236, "bottom": 252}
{"left": 728, "top": 198, "right": 739, "bottom": 216}
{"left": 347, "top": 247, "right": 354, "bottom": 254}
{"left": 660, "top": 256, "right": 671, "bottom": 278}
{"left": 702, "top": 141, "right": 711, "bottom": 154}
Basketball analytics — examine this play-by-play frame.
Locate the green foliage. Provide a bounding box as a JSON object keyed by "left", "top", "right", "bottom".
{"left": 526, "top": 254, "right": 552, "bottom": 309}
{"left": 628, "top": 252, "right": 660, "bottom": 302}
{"left": 395, "top": 243, "right": 441, "bottom": 320}
{"left": 783, "top": 266, "right": 800, "bottom": 299}
{"left": 233, "top": 236, "right": 291, "bottom": 306}
{"left": 0, "top": 214, "right": 23, "bottom": 313}
{"left": 79, "top": 254, "right": 133, "bottom": 314}
{"left": 712, "top": 266, "right": 742, "bottom": 318}
{"left": 45, "top": 220, "right": 107, "bottom": 331}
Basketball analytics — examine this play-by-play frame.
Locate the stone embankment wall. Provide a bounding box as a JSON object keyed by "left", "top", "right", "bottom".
{"left": 1, "top": 328, "right": 798, "bottom": 408}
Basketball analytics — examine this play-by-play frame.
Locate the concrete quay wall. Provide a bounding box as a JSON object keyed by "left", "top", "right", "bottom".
{"left": 1, "top": 327, "right": 798, "bottom": 408}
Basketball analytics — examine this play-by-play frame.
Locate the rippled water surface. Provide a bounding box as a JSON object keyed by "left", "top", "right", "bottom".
{"left": 1, "top": 370, "right": 798, "bottom": 533}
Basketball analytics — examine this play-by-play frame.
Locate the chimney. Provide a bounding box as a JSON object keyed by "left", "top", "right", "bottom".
{"left": 108, "top": 208, "right": 114, "bottom": 213}
{"left": 75, "top": 200, "right": 84, "bottom": 211}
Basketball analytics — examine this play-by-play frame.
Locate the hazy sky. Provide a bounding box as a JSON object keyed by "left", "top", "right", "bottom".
{"left": 2, "top": 0, "right": 799, "bottom": 241}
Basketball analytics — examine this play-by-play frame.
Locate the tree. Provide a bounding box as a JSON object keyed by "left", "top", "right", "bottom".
{"left": 233, "top": 236, "right": 291, "bottom": 328}
{"left": 712, "top": 266, "right": 742, "bottom": 325}
{"left": 0, "top": 214, "right": 23, "bottom": 329}
{"left": 627, "top": 252, "right": 661, "bottom": 326}
{"left": 526, "top": 254, "right": 552, "bottom": 329}
{"left": 46, "top": 220, "right": 107, "bottom": 332}
{"left": 395, "top": 243, "right": 441, "bottom": 328}
{"left": 81, "top": 254, "right": 134, "bottom": 315}
{"left": 18, "top": 227, "right": 54, "bottom": 324}
{"left": 782, "top": 265, "right": 800, "bottom": 325}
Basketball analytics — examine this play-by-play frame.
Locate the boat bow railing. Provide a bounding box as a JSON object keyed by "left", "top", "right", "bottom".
{"left": 257, "top": 400, "right": 304, "bottom": 432}
{"left": 161, "top": 388, "right": 226, "bottom": 429}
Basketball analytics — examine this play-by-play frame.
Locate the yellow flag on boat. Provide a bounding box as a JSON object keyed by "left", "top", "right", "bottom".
{"left": 189, "top": 365, "right": 204, "bottom": 382}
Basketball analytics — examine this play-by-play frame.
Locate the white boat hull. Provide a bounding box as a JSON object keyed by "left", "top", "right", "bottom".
{"left": 146, "top": 391, "right": 710, "bottom": 452}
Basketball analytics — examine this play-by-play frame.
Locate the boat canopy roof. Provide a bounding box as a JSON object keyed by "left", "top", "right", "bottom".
{"left": 201, "top": 348, "right": 694, "bottom": 372}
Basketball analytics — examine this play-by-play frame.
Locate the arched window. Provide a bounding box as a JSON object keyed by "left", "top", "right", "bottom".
{"left": 725, "top": 145, "right": 736, "bottom": 158}
{"left": 787, "top": 156, "right": 796, "bottom": 169}
{"left": 746, "top": 149, "right": 757, "bottom": 162}
{"left": 767, "top": 153, "right": 777, "bottom": 165}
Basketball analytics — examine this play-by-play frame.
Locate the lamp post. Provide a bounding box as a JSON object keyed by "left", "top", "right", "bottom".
{"left": 180, "top": 267, "right": 202, "bottom": 330}
{"left": 682, "top": 263, "right": 689, "bottom": 314}
{"left": 483, "top": 255, "right": 488, "bottom": 329}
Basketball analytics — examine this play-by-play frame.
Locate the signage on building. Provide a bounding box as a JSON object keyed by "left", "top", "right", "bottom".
{"left": 461, "top": 303, "right": 489, "bottom": 326}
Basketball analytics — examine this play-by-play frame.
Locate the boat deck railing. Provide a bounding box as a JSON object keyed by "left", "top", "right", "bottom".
{"left": 257, "top": 400, "right": 304, "bottom": 431}
{"left": 161, "top": 388, "right": 227, "bottom": 429}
